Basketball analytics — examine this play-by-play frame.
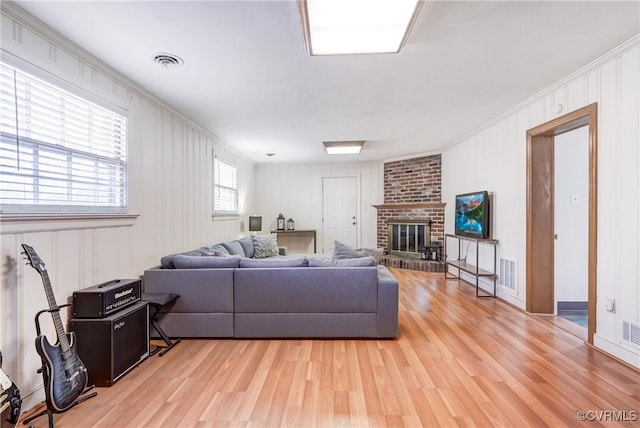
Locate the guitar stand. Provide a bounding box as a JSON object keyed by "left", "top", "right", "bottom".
{"left": 22, "top": 306, "right": 97, "bottom": 428}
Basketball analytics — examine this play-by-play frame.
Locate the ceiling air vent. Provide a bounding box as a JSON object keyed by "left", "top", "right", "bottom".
{"left": 153, "top": 53, "right": 184, "bottom": 68}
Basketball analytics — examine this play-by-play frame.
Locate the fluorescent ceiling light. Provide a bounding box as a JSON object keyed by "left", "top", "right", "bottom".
{"left": 299, "top": 0, "right": 422, "bottom": 55}
{"left": 323, "top": 141, "right": 365, "bottom": 155}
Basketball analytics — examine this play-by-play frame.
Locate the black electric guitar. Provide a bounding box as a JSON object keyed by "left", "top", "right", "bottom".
{"left": 22, "top": 244, "right": 88, "bottom": 413}
{"left": 0, "top": 352, "right": 21, "bottom": 428}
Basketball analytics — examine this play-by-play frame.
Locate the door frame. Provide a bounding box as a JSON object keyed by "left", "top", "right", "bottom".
{"left": 526, "top": 103, "right": 597, "bottom": 344}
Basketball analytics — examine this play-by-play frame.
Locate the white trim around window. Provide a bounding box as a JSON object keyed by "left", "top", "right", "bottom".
{"left": 0, "top": 59, "right": 129, "bottom": 215}
{"left": 213, "top": 156, "right": 238, "bottom": 217}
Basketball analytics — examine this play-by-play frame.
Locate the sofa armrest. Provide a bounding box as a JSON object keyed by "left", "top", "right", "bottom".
{"left": 143, "top": 267, "right": 234, "bottom": 312}
{"left": 376, "top": 265, "right": 399, "bottom": 338}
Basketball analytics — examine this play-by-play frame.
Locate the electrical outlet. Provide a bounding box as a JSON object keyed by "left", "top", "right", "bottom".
{"left": 605, "top": 298, "right": 615, "bottom": 313}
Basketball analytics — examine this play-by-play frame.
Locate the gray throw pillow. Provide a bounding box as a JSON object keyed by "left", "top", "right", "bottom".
{"left": 238, "top": 236, "right": 254, "bottom": 258}
{"left": 172, "top": 254, "right": 241, "bottom": 269}
{"left": 222, "top": 240, "right": 246, "bottom": 257}
{"left": 239, "top": 256, "right": 308, "bottom": 268}
{"left": 333, "top": 240, "right": 357, "bottom": 259}
{"left": 210, "top": 244, "right": 230, "bottom": 256}
{"left": 160, "top": 247, "right": 214, "bottom": 268}
{"left": 354, "top": 247, "right": 384, "bottom": 263}
{"left": 251, "top": 234, "right": 280, "bottom": 258}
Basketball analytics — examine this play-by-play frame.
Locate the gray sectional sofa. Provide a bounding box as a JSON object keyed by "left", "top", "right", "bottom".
{"left": 143, "top": 236, "right": 399, "bottom": 339}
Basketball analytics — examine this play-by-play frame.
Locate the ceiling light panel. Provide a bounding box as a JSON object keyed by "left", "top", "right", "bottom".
{"left": 323, "top": 140, "right": 365, "bottom": 154}
{"left": 303, "top": 0, "right": 421, "bottom": 55}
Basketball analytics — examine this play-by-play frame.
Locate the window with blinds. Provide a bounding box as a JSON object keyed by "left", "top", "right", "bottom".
{"left": 0, "top": 61, "right": 128, "bottom": 214}
{"left": 214, "top": 157, "right": 237, "bottom": 215}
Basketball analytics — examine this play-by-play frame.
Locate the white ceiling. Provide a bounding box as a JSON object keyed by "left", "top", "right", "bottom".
{"left": 12, "top": 1, "right": 640, "bottom": 163}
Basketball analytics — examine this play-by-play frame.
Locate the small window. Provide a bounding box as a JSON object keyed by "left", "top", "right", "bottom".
{"left": 0, "top": 61, "right": 128, "bottom": 213}
{"left": 213, "top": 157, "right": 237, "bottom": 215}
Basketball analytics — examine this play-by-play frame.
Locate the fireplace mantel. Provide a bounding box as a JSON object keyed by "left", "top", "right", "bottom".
{"left": 372, "top": 203, "right": 446, "bottom": 210}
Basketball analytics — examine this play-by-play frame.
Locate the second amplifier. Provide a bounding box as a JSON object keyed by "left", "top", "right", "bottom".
{"left": 73, "top": 278, "right": 141, "bottom": 318}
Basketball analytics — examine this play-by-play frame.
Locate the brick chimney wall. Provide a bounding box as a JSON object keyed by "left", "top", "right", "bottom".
{"left": 377, "top": 154, "right": 445, "bottom": 251}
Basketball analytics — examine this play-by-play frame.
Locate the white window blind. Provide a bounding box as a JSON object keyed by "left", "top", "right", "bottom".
{"left": 0, "top": 61, "right": 128, "bottom": 213}
{"left": 214, "top": 157, "right": 237, "bottom": 215}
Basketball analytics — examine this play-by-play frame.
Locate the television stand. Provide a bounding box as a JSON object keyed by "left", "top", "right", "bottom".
{"left": 444, "top": 234, "right": 498, "bottom": 297}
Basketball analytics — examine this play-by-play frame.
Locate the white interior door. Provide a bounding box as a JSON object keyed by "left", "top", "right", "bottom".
{"left": 554, "top": 126, "right": 589, "bottom": 316}
{"left": 322, "top": 177, "right": 357, "bottom": 254}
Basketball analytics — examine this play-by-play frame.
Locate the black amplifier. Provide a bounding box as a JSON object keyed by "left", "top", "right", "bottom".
{"left": 70, "top": 301, "right": 149, "bottom": 386}
{"left": 73, "top": 279, "right": 141, "bottom": 318}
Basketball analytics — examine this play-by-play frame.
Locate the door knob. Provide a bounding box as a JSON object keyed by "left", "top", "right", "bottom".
{"left": 554, "top": 234, "right": 558, "bottom": 240}
{"left": 352, "top": 222, "right": 357, "bottom": 225}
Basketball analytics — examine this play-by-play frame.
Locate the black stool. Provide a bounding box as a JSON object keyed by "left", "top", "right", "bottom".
{"left": 142, "top": 293, "right": 181, "bottom": 356}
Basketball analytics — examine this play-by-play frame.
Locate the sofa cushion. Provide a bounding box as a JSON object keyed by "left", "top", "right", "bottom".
{"left": 308, "top": 256, "right": 376, "bottom": 267}
{"left": 172, "top": 254, "right": 242, "bottom": 269}
{"left": 239, "top": 256, "right": 308, "bottom": 268}
{"left": 238, "top": 236, "right": 255, "bottom": 258}
{"left": 334, "top": 256, "right": 376, "bottom": 267}
{"left": 160, "top": 247, "right": 214, "bottom": 269}
{"left": 307, "top": 256, "right": 333, "bottom": 267}
{"left": 251, "top": 234, "right": 279, "bottom": 258}
{"left": 222, "top": 240, "right": 246, "bottom": 257}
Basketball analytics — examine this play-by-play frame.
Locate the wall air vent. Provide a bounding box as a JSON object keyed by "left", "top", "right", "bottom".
{"left": 153, "top": 53, "right": 184, "bottom": 68}
{"left": 622, "top": 320, "right": 640, "bottom": 348}
{"left": 499, "top": 258, "right": 517, "bottom": 292}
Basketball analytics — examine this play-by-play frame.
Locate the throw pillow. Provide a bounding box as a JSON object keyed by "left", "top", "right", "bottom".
{"left": 251, "top": 234, "right": 280, "bottom": 258}
{"left": 210, "top": 244, "right": 230, "bottom": 256}
{"left": 221, "top": 240, "right": 246, "bottom": 257}
{"left": 172, "top": 254, "right": 241, "bottom": 269}
{"left": 237, "top": 236, "right": 255, "bottom": 258}
{"left": 333, "top": 240, "right": 357, "bottom": 259}
{"left": 160, "top": 247, "right": 215, "bottom": 268}
{"left": 354, "top": 247, "right": 384, "bottom": 263}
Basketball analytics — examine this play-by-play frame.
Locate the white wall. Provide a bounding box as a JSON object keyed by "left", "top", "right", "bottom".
{"left": 255, "top": 162, "right": 384, "bottom": 254}
{"left": 0, "top": 6, "right": 255, "bottom": 406}
{"left": 554, "top": 126, "right": 589, "bottom": 304}
{"left": 442, "top": 36, "right": 640, "bottom": 367}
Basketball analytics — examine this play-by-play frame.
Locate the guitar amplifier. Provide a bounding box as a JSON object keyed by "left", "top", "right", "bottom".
{"left": 70, "top": 301, "right": 149, "bottom": 387}
{"left": 73, "top": 279, "right": 141, "bottom": 318}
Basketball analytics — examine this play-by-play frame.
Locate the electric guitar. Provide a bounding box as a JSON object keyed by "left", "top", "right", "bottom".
{"left": 0, "top": 352, "right": 21, "bottom": 428}
{"left": 22, "top": 244, "right": 88, "bottom": 413}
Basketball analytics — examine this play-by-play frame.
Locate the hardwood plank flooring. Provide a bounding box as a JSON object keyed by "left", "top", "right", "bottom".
{"left": 24, "top": 269, "right": 639, "bottom": 427}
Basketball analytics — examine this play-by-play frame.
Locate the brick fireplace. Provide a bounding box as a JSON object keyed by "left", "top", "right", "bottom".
{"left": 374, "top": 154, "right": 445, "bottom": 272}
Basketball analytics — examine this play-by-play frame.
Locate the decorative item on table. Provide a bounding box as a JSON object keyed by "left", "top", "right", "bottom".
{"left": 276, "top": 213, "right": 285, "bottom": 231}
{"left": 424, "top": 242, "right": 440, "bottom": 261}
{"left": 249, "top": 215, "right": 262, "bottom": 234}
{"left": 287, "top": 218, "right": 295, "bottom": 230}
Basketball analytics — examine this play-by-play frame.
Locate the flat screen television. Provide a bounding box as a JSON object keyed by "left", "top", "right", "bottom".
{"left": 455, "top": 191, "right": 490, "bottom": 239}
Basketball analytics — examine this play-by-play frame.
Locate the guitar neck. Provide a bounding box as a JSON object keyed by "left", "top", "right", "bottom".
{"left": 39, "top": 271, "right": 71, "bottom": 352}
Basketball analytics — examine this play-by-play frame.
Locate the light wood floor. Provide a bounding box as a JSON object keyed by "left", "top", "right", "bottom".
{"left": 25, "top": 269, "right": 639, "bottom": 427}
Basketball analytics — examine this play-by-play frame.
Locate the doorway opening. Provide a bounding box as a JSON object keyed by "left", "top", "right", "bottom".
{"left": 526, "top": 103, "right": 597, "bottom": 344}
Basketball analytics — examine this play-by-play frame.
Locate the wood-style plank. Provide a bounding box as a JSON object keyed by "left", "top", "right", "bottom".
{"left": 23, "top": 269, "right": 640, "bottom": 427}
